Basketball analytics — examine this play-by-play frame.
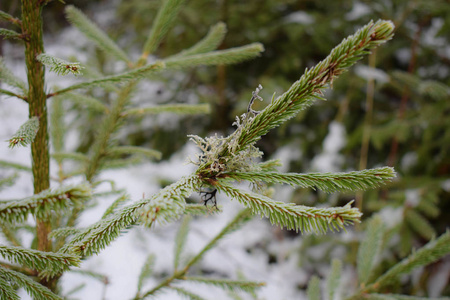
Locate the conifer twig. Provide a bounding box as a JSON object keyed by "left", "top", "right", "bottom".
{"left": 48, "top": 62, "right": 165, "bottom": 97}
{"left": 225, "top": 167, "right": 395, "bottom": 193}
{"left": 65, "top": 5, "right": 131, "bottom": 65}
{"left": 215, "top": 182, "right": 362, "bottom": 233}
{"left": 8, "top": 117, "right": 39, "bottom": 149}
{"left": 36, "top": 53, "right": 83, "bottom": 76}
{"left": 0, "top": 245, "right": 80, "bottom": 277}
{"left": 225, "top": 20, "right": 394, "bottom": 157}
{"left": 0, "top": 266, "right": 62, "bottom": 300}
{"left": 141, "top": 0, "right": 186, "bottom": 58}
{"left": 0, "top": 184, "right": 91, "bottom": 224}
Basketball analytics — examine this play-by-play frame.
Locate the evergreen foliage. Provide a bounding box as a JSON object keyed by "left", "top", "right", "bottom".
{"left": 1, "top": 0, "right": 447, "bottom": 298}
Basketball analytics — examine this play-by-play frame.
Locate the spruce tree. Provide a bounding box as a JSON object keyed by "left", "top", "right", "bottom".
{"left": 1, "top": 1, "right": 447, "bottom": 299}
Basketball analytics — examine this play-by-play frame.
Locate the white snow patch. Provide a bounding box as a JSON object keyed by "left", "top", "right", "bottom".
{"left": 405, "top": 189, "right": 420, "bottom": 207}
{"left": 312, "top": 121, "right": 346, "bottom": 172}
{"left": 345, "top": 2, "right": 371, "bottom": 21}
{"left": 441, "top": 179, "right": 450, "bottom": 192}
{"left": 401, "top": 152, "right": 418, "bottom": 172}
{"left": 354, "top": 65, "right": 389, "bottom": 84}
{"left": 284, "top": 11, "right": 314, "bottom": 25}
{"left": 378, "top": 206, "right": 403, "bottom": 229}
{"left": 271, "top": 144, "right": 302, "bottom": 173}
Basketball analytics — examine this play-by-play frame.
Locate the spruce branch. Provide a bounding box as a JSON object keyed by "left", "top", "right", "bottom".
{"left": 102, "top": 194, "right": 130, "bottom": 218}
{"left": 138, "top": 174, "right": 201, "bottom": 227}
{"left": 183, "top": 209, "right": 252, "bottom": 270}
{"left": 215, "top": 182, "right": 362, "bottom": 233}
{"left": 138, "top": 209, "right": 252, "bottom": 298}
{"left": 8, "top": 117, "right": 39, "bottom": 149}
{"left": 63, "top": 175, "right": 200, "bottom": 256}
{"left": 0, "top": 183, "right": 91, "bottom": 224}
{"left": 0, "top": 266, "right": 62, "bottom": 300}
{"left": 164, "top": 43, "right": 264, "bottom": 69}
{"left": 171, "top": 22, "right": 227, "bottom": 58}
{"left": 0, "top": 245, "right": 80, "bottom": 277}
{"left": 226, "top": 167, "right": 395, "bottom": 193}
{"left": 65, "top": 5, "right": 130, "bottom": 64}
{"left": 307, "top": 275, "right": 321, "bottom": 300}
{"left": 0, "top": 160, "right": 32, "bottom": 172}
{"left": 0, "top": 58, "right": 27, "bottom": 92}
{"left": 227, "top": 20, "right": 394, "bottom": 156}
{"left": 141, "top": 0, "right": 186, "bottom": 57}
{"left": 0, "top": 28, "right": 23, "bottom": 40}
{"left": 0, "top": 173, "right": 18, "bottom": 190}
{"left": 36, "top": 53, "right": 83, "bottom": 76}
{"left": 183, "top": 277, "right": 265, "bottom": 294}
{"left": 0, "top": 276, "right": 19, "bottom": 300}
{"left": 123, "top": 104, "right": 210, "bottom": 117}
{"left": 49, "top": 61, "right": 165, "bottom": 97}
{"left": 0, "top": 10, "right": 21, "bottom": 26}
{"left": 365, "top": 231, "right": 450, "bottom": 293}
{"left": 0, "top": 88, "right": 27, "bottom": 102}
{"left": 48, "top": 227, "right": 82, "bottom": 239}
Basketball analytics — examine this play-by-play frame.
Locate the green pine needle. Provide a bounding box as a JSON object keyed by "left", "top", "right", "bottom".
{"left": 36, "top": 53, "right": 83, "bottom": 76}
{"left": 8, "top": 117, "right": 39, "bottom": 149}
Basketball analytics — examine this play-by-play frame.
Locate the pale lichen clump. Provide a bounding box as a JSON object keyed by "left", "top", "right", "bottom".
{"left": 188, "top": 85, "right": 266, "bottom": 174}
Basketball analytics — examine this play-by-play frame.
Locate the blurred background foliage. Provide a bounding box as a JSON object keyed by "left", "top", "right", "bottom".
{"left": 1, "top": 0, "right": 449, "bottom": 297}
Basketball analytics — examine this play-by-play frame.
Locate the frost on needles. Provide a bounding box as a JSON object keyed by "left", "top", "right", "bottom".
{"left": 152, "top": 20, "right": 397, "bottom": 234}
